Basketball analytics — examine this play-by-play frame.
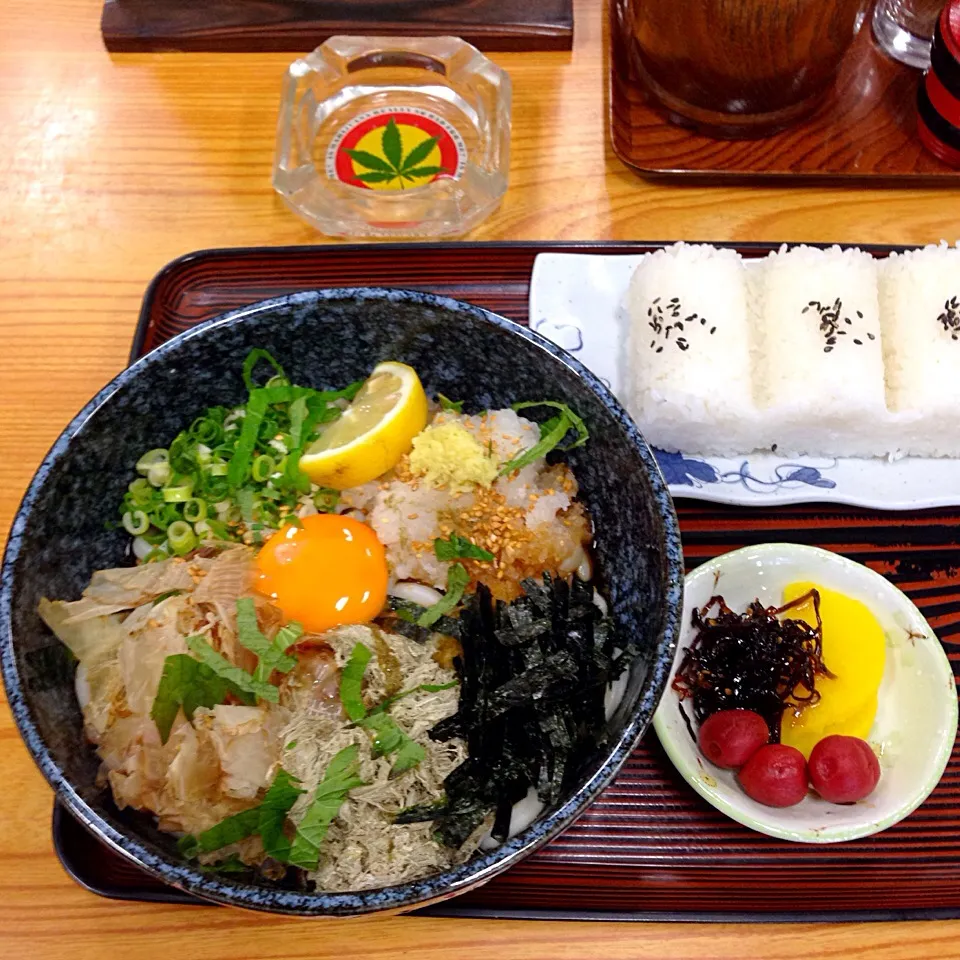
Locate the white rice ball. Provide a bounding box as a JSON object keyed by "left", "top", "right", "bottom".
{"left": 879, "top": 242, "right": 960, "bottom": 457}
{"left": 751, "top": 244, "right": 890, "bottom": 458}
{"left": 624, "top": 242, "right": 760, "bottom": 456}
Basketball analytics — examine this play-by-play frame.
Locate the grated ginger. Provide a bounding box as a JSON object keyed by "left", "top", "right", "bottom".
{"left": 408, "top": 422, "right": 498, "bottom": 492}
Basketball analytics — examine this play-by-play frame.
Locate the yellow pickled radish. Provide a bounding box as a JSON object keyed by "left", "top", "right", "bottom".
{"left": 778, "top": 582, "right": 885, "bottom": 758}
{"left": 781, "top": 694, "right": 878, "bottom": 759}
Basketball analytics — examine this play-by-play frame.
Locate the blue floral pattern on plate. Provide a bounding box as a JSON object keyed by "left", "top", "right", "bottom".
{"left": 654, "top": 449, "right": 838, "bottom": 494}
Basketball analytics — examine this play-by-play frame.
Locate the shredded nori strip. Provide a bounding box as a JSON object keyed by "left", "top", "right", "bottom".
{"left": 412, "top": 573, "right": 624, "bottom": 847}
{"left": 672, "top": 591, "right": 832, "bottom": 741}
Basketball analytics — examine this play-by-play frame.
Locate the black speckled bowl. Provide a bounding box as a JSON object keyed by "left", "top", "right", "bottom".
{"left": 0, "top": 289, "right": 682, "bottom": 916}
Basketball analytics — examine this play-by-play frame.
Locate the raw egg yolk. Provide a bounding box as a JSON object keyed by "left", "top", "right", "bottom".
{"left": 779, "top": 581, "right": 886, "bottom": 758}
{"left": 254, "top": 514, "right": 387, "bottom": 634}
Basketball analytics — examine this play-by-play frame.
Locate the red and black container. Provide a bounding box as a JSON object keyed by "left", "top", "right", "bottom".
{"left": 919, "top": 0, "right": 960, "bottom": 166}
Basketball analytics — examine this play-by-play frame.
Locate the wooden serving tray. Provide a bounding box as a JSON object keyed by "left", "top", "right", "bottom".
{"left": 101, "top": 0, "right": 573, "bottom": 53}
{"left": 56, "top": 242, "right": 960, "bottom": 920}
{"left": 609, "top": 0, "right": 960, "bottom": 181}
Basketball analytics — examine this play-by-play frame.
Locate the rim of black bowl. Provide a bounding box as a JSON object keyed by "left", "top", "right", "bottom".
{"left": 0, "top": 288, "right": 684, "bottom": 916}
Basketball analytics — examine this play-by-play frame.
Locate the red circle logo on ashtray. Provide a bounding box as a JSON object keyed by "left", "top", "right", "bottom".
{"left": 327, "top": 107, "right": 466, "bottom": 191}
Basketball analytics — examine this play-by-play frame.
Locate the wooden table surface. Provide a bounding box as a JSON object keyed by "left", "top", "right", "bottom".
{"left": 2, "top": 0, "right": 960, "bottom": 955}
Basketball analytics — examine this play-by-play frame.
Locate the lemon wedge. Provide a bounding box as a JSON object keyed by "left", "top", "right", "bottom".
{"left": 299, "top": 361, "right": 428, "bottom": 490}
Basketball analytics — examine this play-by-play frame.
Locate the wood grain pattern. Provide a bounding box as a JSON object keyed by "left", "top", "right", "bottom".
{"left": 3, "top": 0, "right": 960, "bottom": 954}
{"left": 611, "top": 0, "right": 960, "bottom": 178}
{"left": 100, "top": 0, "right": 574, "bottom": 53}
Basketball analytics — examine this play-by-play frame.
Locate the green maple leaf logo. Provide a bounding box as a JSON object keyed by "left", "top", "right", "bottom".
{"left": 344, "top": 116, "right": 448, "bottom": 189}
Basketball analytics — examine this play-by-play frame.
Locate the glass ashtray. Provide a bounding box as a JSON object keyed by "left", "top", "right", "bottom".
{"left": 273, "top": 36, "right": 512, "bottom": 239}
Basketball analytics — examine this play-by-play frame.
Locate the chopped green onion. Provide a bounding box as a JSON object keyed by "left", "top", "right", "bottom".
{"left": 189, "top": 416, "right": 222, "bottom": 445}
{"left": 127, "top": 478, "right": 153, "bottom": 503}
{"left": 251, "top": 454, "right": 275, "bottom": 483}
{"left": 204, "top": 518, "right": 231, "bottom": 540}
{"left": 167, "top": 520, "right": 197, "bottom": 556}
{"left": 147, "top": 461, "right": 172, "bottom": 488}
{"left": 119, "top": 352, "right": 368, "bottom": 552}
{"left": 438, "top": 394, "right": 464, "bottom": 413}
{"left": 154, "top": 502, "right": 181, "bottom": 528}
{"left": 183, "top": 498, "right": 207, "bottom": 523}
{"left": 313, "top": 488, "right": 340, "bottom": 512}
{"left": 202, "top": 477, "right": 230, "bottom": 502}
{"left": 122, "top": 510, "right": 150, "bottom": 536}
{"left": 162, "top": 477, "right": 194, "bottom": 503}
{"left": 136, "top": 448, "right": 169, "bottom": 475}
{"left": 132, "top": 536, "right": 153, "bottom": 561}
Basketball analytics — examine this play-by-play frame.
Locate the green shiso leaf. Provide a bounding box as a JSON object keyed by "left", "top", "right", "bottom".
{"left": 340, "top": 642, "right": 373, "bottom": 722}
{"left": 178, "top": 768, "right": 302, "bottom": 861}
{"left": 338, "top": 643, "right": 432, "bottom": 776}
{"left": 178, "top": 806, "right": 261, "bottom": 859}
{"left": 288, "top": 746, "right": 366, "bottom": 871}
{"left": 242, "top": 349, "right": 287, "bottom": 392}
{"left": 150, "top": 653, "right": 250, "bottom": 744}
{"left": 198, "top": 854, "right": 248, "bottom": 874}
{"left": 367, "top": 680, "right": 459, "bottom": 716}
{"left": 257, "top": 769, "right": 305, "bottom": 862}
{"left": 185, "top": 635, "right": 279, "bottom": 703}
{"left": 498, "top": 401, "right": 588, "bottom": 476}
{"left": 358, "top": 712, "right": 425, "bottom": 776}
{"left": 434, "top": 533, "right": 494, "bottom": 563}
{"left": 235, "top": 597, "right": 300, "bottom": 684}
{"left": 417, "top": 563, "right": 470, "bottom": 628}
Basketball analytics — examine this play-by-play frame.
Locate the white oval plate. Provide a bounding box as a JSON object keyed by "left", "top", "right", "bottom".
{"left": 652, "top": 544, "right": 958, "bottom": 843}
{"left": 528, "top": 250, "right": 960, "bottom": 509}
